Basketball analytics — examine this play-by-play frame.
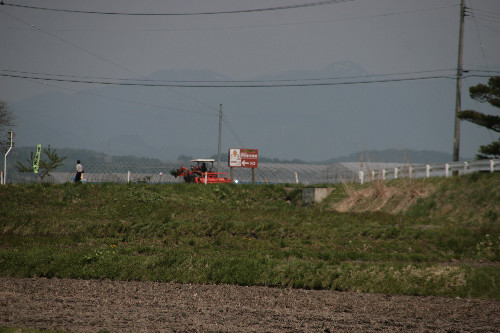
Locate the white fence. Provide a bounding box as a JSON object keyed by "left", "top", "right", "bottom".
{"left": 3, "top": 159, "right": 499, "bottom": 185}
{"left": 359, "top": 159, "right": 499, "bottom": 184}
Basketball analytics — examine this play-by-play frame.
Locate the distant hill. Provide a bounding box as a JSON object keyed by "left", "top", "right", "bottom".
{"left": 8, "top": 147, "right": 459, "bottom": 175}
{"left": 213, "top": 149, "right": 457, "bottom": 164}
{"left": 8, "top": 146, "right": 164, "bottom": 173}
{"left": 320, "top": 149, "right": 460, "bottom": 165}
{"left": 9, "top": 60, "right": 475, "bottom": 162}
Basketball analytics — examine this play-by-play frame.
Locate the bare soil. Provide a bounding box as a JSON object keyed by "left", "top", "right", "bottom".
{"left": 1, "top": 277, "right": 498, "bottom": 332}
{"left": 332, "top": 181, "right": 434, "bottom": 214}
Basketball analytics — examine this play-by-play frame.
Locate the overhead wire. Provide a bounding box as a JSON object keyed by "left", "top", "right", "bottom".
{"left": 1, "top": 4, "right": 459, "bottom": 33}
{"left": 468, "top": 7, "right": 500, "bottom": 19}
{"left": 472, "top": 19, "right": 500, "bottom": 34}
{"left": 0, "top": 1, "right": 352, "bottom": 16}
{"left": 0, "top": 71, "right": 457, "bottom": 87}
{"left": 17, "top": 76, "right": 217, "bottom": 117}
{"left": 5, "top": 70, "right": 497, "bottom": 87}
{"left": 467, "top": 11, "right": 500, "bottom": 25}
{"left": 0, "top": 6, "right": 244, "bottom": 144}
{"left": 5, "top": 67, "right": 483, "bottom": 150}
{"left": 473, "top": 13, "right": 500, "bottom": 22}
{"left": 462, "top": 1, "right": 499, "bottom": 155}
{"left": 0, "top": 67, "right": 459, "bottom": 84}
{"left": 221, "top": 115, "right": 245, "bottom": 147}
{"left": 464, "top": 2, "right": 500, "bottom": 26}
{"left": 470, "top": 14, "right": 500, "bottom": 25}
{"left": 2, "top": 1, "right": 498, "bottom": 153}
{"left": 466, "top": 6, "right": 490, "bottom": 72}
{"left": 0, "top": 2, "right": 465, "bottom": 103}
{"left": 0, "top": 8, "right": 220, "bottom": 114}
{"left": 468, "top": 69, "right": 500, "bottom": 74}
{"left": 0, "top": 4, "right": 259, "bottom": 146}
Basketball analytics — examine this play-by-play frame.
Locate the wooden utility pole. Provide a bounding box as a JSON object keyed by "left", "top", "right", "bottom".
{"left": 453, "top": 0, "right": 465, "bottom": 162}
{"left": 217, "top": 104, "right": 222, "bottom": 172}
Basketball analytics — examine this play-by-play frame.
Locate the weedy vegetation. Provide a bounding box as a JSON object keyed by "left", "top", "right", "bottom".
{"left": 0, "top": 173, "right": 498, "bottom": 299}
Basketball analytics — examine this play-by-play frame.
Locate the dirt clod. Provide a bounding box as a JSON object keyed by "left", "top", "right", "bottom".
{"left": 1, "top": 277, "right": 498, "bottom": 332}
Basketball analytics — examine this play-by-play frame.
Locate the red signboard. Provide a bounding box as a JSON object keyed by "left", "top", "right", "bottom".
{"left": 228, "top": 148, "right": 258, "bottom": 168}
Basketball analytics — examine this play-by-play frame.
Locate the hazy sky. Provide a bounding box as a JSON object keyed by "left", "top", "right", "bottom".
{"left": 1, "top": 0, "right": 499, "bottom": 160}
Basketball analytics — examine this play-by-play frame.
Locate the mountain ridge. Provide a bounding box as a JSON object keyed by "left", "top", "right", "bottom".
{"left": 10, "top": 145, "right": 459, "bottom": 166}
{"left": 8, "top": 61, "right": 465, "bottom": 161}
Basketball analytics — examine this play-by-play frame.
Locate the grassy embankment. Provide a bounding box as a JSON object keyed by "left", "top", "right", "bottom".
{"left": 0, "top": 172, "right": 498, "bottom": 299}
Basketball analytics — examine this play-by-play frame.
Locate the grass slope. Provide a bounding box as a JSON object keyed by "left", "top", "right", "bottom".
{"left": 0, "top": 173, "right": 498, "bottom": 299}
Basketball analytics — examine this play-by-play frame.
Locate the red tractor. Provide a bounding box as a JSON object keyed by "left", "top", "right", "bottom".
{"left": 171, "top": 159, "right": 231, "bottom": 184}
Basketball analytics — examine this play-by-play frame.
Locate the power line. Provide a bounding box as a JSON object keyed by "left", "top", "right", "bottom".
{"left": 20, "top": 73, "right": 240, "bottom": 155}
{"left": 468, "top": 7, "right": 500, "bottom": 19}
{"left": 6, "top": 69, "right": 498, "bottom": 88}
{"left": 0, "top": 67, "right": 459, "bottom": 84}
{"left": 468, "top": 7, "right": 491, "bottom": 72}
{"left": 473, "top": 19, "right": 500, "bottom": 34}
{"left": 0, "top": 71, "right": 464, "bottom": 87}
{"left": 0, "top": 1, "right": 352, "bottom": 16}
{"left": 0, "top": 8, "right": 220, "bottom": 113}
{"left": 468, "top": 13, "right": 500, "bottom": 24}
{"left": 2, "top": 68, "right": 497, "bottom": 89}
{"left": 18, "top": 76, "right": 217, "bottom": 117}
{"left": 222, "top": 115, "right": 245, "bottom": 147}
{"left": 466, "top": 6, "right": 500, "bottom": 25}
{"left": 468, "top": 69, "right": 500, "bottom": 74}
{"left": 1, "top": 4, "right": 458, "bottom": 33}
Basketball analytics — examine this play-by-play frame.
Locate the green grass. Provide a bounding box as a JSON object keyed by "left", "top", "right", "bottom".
{"left": 0, "top": 174, "right": 499, "bottom": 299}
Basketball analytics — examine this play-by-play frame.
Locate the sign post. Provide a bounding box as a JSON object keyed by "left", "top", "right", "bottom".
{"left": 228, "top": 148, "right": 259, "bottom": 184}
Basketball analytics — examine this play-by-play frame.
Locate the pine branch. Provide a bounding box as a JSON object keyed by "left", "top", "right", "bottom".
{"left": 458, "top": 110, "right": 500, "bottom": 132}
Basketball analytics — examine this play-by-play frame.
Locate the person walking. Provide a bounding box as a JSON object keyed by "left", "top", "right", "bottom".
{"left": 75, "top": 160, "right": 84, "bottom": 183}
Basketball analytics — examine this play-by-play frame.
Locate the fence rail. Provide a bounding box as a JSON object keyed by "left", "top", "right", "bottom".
{"left": 3, "top": 159, "right": 499, "bottom": 185}
{"left": 359, "top": 159, "right": 499, "bottom": 184}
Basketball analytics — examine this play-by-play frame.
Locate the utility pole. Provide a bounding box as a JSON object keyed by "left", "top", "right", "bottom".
{"left": 217, "top": 104, "right": 222, "bottom": 172}
{"left": 453, "top": 0, "right": 465, "bottom": 162}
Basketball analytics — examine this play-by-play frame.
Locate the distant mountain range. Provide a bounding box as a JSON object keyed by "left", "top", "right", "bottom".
{"left": 8, "top": 61, "right": 464, "bottom": 162}
{"left": 8, "top": 146, "right": 460, "bottom": 175}
{"left": 320, "top": 149, "right": 459, "bottom": 164}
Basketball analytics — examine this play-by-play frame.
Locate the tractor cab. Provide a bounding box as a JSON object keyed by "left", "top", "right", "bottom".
{"left": 171, "top": 158, "right": 231, "bottom": 184}
{"left": 190, "top": 159, "right": 215, "bottom": 173}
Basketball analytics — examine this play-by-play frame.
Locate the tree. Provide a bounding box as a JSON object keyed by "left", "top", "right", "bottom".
{"left": 0, "top": 100, "right": 15, "bottom": 152}
{"left": 458, "top": 76, "right": 500, "bottom": 159}
{"left": 16, "top": 145, "right": 67, "bottom": 182}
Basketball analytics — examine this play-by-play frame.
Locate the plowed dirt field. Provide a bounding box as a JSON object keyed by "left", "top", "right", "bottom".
{"left": 1, "top": 277, "right": 498, "bottom": 332}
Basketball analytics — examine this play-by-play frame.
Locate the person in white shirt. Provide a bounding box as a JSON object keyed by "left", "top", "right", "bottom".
{"left": 75, "top": 160, "right": 84, "bottom": 183}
